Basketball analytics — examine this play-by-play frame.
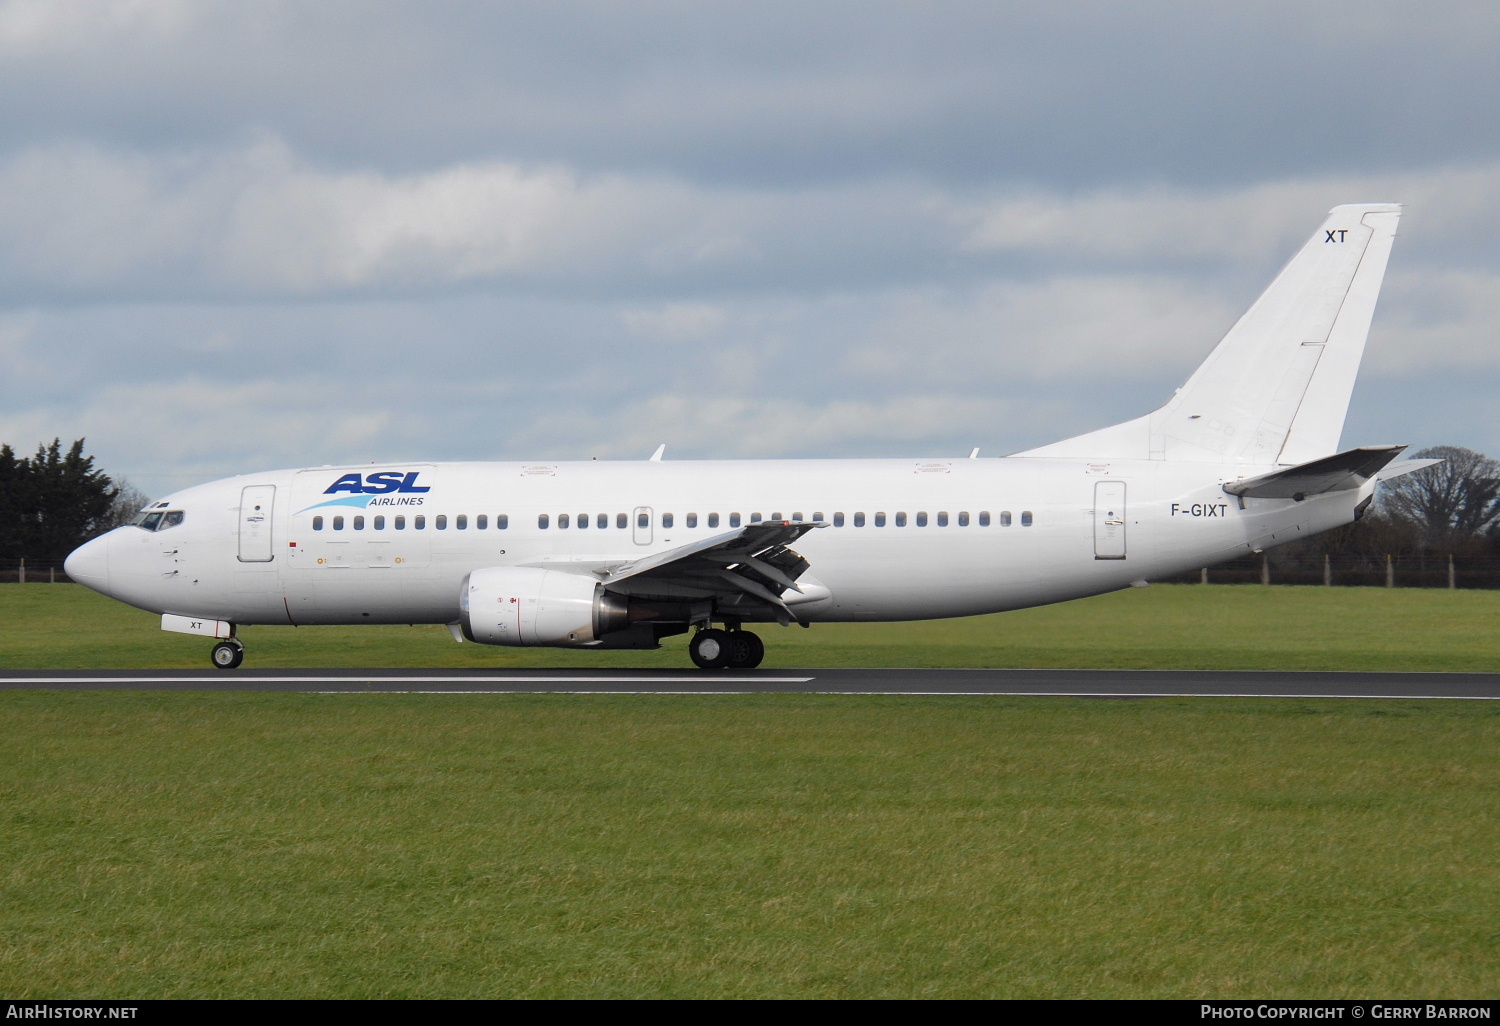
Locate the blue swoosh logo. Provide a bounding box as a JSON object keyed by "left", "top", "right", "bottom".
{"left": 295, "top": 495, "right": 374, "bottom": 515}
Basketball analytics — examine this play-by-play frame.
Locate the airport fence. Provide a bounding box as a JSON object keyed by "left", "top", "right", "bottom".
{"left": 0, "top": 559, "right": 72, "bottom": 584}
{"left": 1156, "top": 552, "right": 1500, "bottom": 589}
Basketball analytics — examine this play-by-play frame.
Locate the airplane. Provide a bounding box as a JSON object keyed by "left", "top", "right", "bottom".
{"left": 66, "top": 203, "right": 1433, "bottom": 670}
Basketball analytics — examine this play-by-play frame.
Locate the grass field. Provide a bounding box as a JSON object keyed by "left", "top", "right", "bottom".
{"left": 2, "top": 692, "right": 1498, "bottom": 999}
{"left": 4, "top": 582, "right": 1500, "bottom": 670}
{"left": 3, "top": 585, "right": 1499, "bottom": 998}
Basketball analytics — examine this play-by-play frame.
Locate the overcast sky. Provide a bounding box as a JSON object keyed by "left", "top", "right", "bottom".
{"left": 2, "top": 0, "right": 1498, "bottom": 494}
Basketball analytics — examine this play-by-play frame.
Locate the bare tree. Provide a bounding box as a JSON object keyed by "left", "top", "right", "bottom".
{"left": 97, "top": 479, "right": 154, "bottom": 534}
{"left": 1379, "top": 446, "right": 1500, "bottom": 553}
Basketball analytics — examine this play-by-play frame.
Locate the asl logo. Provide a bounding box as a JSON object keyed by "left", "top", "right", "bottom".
{"left": 324, "top": 471, "right": 431, "bottom": 495}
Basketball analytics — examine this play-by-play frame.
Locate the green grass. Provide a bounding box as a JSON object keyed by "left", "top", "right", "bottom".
{"left": 4, "top": 582, "right": 1500, "bottom": 670}
{"left": 5, "top": 586, "right": 1500, "bottom": 997}
{"left": 1, "top": 692, "right": 1497, "bottom": 998}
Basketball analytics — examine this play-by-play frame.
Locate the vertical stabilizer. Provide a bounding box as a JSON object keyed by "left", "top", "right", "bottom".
{"left": 1015, "top": 203, "right": 1401, "bottom": 465}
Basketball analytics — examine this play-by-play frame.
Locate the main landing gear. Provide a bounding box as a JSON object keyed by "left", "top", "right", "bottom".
{"left": 210, "top": 639, "right": 244, "bottom": 670}
{"left": 689, "top": 627, "right": 766, "bottom": 670}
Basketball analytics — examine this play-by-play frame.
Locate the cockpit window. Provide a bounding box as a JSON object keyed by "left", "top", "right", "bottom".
{"left": 132, "top": 510, "right": 184, "bottom": 532}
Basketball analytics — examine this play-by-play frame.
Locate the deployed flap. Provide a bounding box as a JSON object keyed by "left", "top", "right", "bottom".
{"left": 1223, "top": 444, "right": 1406, "bottom": 499}
{"left": 599, "top": 521, "right": 823, "bottom": 612}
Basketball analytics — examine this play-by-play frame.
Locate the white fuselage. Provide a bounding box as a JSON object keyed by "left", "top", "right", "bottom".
{"left": 66, "top": 455, "right": 1362, "bottom": 628}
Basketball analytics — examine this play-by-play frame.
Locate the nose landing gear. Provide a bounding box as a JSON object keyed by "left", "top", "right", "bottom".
{"left": 689, "top": 627, "right": 765, "bottom": 669}
{"left": 211, "top": 639, "right": 245, "bottom": 670}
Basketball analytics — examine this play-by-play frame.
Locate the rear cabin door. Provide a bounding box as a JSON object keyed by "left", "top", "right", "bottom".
{"left": 238, "top": 485, "right": 276, "bottom": 562}
{"left": 1093, "top": 481, "right": 1127, "bottom": 560}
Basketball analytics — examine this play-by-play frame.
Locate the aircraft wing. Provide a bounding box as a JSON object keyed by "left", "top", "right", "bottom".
{"left": 1223, "top": 445, "right": 1408, "bottom": 499}
{"left": 523, "top": 520, "right": 825, "bottom": 618}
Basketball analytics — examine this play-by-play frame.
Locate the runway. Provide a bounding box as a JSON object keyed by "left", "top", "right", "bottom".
{"left": 4, "top": 667, "right": 1500, "bottom": 699}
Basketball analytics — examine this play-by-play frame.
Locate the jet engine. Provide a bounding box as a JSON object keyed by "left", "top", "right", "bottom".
{"left": 459, "top": 566, "right": 630, "bottom": 646}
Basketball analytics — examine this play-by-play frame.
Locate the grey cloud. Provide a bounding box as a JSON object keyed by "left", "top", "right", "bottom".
{"left": 0, "top": 2, "right": 1496, "bottom": 189}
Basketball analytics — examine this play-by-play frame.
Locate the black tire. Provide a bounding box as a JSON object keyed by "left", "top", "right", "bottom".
{"left": 689, "top": 628, "right": 731, "bottom": 669}
{"left": 211, "top": 640, "right": 244, "bottom": 670}
{"left": 739, "top": 631, "right": 765, "bottom": 669}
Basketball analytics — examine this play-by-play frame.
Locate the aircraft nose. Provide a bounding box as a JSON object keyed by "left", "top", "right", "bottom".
{"left": 64, "top": 533, "right": 111, "bottom": 592}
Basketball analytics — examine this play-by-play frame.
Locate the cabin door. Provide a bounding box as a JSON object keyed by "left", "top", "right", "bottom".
{"left": 1093, "top": 481, "right": 1127, "bottom": 560}
{"left": 632, "top": 506, "right": 653, "bottom": 545}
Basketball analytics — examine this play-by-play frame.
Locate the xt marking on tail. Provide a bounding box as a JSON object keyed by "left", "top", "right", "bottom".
{"left": 1325, "top": 229, "right": 1348, "bottom": 243}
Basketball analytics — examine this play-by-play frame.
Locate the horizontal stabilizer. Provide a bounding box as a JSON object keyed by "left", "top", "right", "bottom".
{"left": 1223, "top": 445, "right": 1407, "bottom": 499}
{"left": 1376, "top": 458, "right": 1443, "bottom": 482}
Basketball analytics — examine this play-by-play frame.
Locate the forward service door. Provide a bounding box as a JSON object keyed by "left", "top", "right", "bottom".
{"left": 1093, "top": 481, "right": 1127, "bottom": 560}
{"left": 238, "top": 485, "right": 276, "bottom": 562}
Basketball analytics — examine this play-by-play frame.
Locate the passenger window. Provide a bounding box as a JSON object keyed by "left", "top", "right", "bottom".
{"left": 937, "top": 511, "right": 948, "bottom": 527}
{"left": 916, "top": 511, "right": 928, "bottom": 527}
{"left": 477, "top": 515, "right": 487, "bottom": 530}
{"left": 374, "top": 516, "right": 385, "bottom": 530}
{"left": 793, "top": 512, "right": 804, "bottom": 522}
{"left": 333, "top": 516, "right": 345, "bottom": 531}
{"left": 813, "top": 512, "right": 823, "bottom": 522}
{"left": 854, "top": 512, "right": 865, "bottom": 527}
{"left": 415, "top": 515, "right": 426, "bottom": 530}
{"left": 833, "top": 512, "right": 845, "bottom": 527}
{"left": 998, "top": 511, "right": 1009, "bottom": 527}
{"left": 895, "top": 512, "right": 907, "bottom": 527}
{"left": 559, "top": 514, "right": 570, "bottom": 529}
{"left": 617, "top": 513, "right": 628, "bottom": 529}
{"left": 708, "top": 513, "right": 720, "bottom": 528}
{"left": 637, "top": 512, "right": 648, "bottom": 529}
{"left": 662, "top": 512, "right": 674, "bottom": 529}
{"left": 750, "top": 513, "right": 762, "bottom": 523}
{"left": 730, "top": 513, "right": 741, "bottom": 528}
{"left": 771, "top": 512, "right": 782, "bottom": 522}
{"left": 596, "top": 513, "right": 607, "bottom": 529}
{"left": 436, "top": 515, "right": 447, "bottom": 530}
{"left": 313, "top": 516, "right": 324, "bottom": 531}
{"left": 538, "top": 514, "right": 549, "bottom": 530}
{"left": 958, "top": 511, "right": 970, "bottom": 527}
{"left": 354, "top": 516, "right": 365, "bottom": 530}
{"left": 576, "top": 513, "right": 588, "bottom": 529}
{"left": 875, "top": 512, "right": 886, "bottom": 527}
{"left": 395, "top": 516, "right": 406, "bottom": 530}
{"left": 686, "top": 513, "right": 698, "bottom": 528}
{"left": 456, "top": 515, "right": 467, "bottom": 530}
{"left": 1022, "top": 510, "right": 1034, "bottom": 527}
{"left": 498, "top": 514, "right": 508, "bottom": 530}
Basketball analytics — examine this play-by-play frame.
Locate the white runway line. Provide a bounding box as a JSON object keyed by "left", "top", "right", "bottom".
{"left": 306, "top": 689, "right": 1499, "bottom": 699}
{"left": 2, "top": 675, "right": 814, "bottom": 685}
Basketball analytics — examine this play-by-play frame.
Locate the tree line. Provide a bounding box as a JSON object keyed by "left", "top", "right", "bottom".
{"left": 3, "top": 439, "right": 1500, "bottom": 583}
{"left": 0, "top": 439, "right": 147, "bottom": 564}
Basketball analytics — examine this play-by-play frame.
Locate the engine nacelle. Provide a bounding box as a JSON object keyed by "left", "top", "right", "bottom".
{"left": 459, "top": 566, "right": 630, "bottom": 647}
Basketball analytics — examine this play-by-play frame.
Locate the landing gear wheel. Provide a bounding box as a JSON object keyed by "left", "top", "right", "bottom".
{"left": 211, "top": 640, "right": 244, "bottom": 670}
{"left": 725, "top": 631, "right": 765, "bottom": 669}
{"left": 689, "top": 628, "right": 731, "bottom": 669}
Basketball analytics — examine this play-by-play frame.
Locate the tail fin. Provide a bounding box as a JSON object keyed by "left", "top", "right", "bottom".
{"left": 1015, "top": 203, "right": 1401, "bottom": 466}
